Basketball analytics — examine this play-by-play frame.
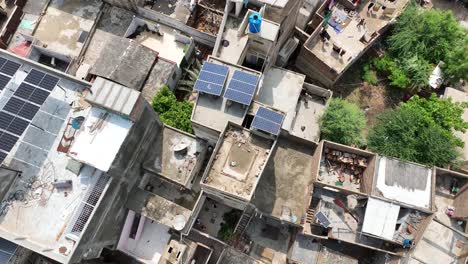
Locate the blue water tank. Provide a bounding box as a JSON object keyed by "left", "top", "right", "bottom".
{"left": 249, "top": 12, "right": 262, "bottom": 33}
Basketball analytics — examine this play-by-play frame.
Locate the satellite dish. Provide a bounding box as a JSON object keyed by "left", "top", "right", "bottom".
{"left": 173, "top": 215, "right": 186, "bottom": 231}
{"left": 173, "top": 141, "right": 188, "bottom": 155}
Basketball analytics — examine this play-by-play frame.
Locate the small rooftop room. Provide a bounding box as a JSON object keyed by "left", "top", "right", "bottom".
{"left": 191, "top": 57, "right": 261, "bottom": 142}
{"left": 372, "top": 156, "right": 435, "bottom": 211}
{"left": 252, "top": 135, "right": 317, "bottom": 225}
{"left": 216, "top": 9, "right": 279, "bottom": 71}
{"left": 201, "top": 122, "right": 275, "bottom": 203}
{"left": 317, "top": 141, "right": 377, "bottom": 194}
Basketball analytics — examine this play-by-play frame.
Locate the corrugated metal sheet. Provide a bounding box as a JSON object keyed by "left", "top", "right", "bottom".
{"left": 86, "top": 77, "right": 139, "bottom": 117}
{"left": 362, "top": 198, "right": 400, "bottom": 241}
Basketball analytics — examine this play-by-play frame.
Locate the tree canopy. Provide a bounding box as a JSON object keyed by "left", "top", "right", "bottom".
{"left": 370, "top": 6, "right": 467, "bottom": 89}
{"left": 152, "top": 85, "right": 194, "bottom": 133}
{"left": 320, "top": 98, "right": 366, "bottom": 146}
{"left": 368, "top": 94, "right": 468, "bottom": 166}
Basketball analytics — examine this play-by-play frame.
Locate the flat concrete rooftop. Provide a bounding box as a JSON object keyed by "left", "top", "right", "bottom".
{"left": 202, "top": 124, "right": 274, "bottom": 201}
{"left": 290, "top": 92, "right": 328, "bottom": 143}
{"left": 373, "top": 157, "right": 433, "bottom": 210}
{"left": 305, "top": 0, "right": 408, "bottom": 74}
{"left": 192, "top": 58, "right": 260, "bottom": 133}
{"left": 143, "top": 126, "right": 207, "bottom": 187}
{"left": 252, "top": 136, "right": 316, "bottom": 224}
{"left": 0, "top": 52, "right": 109, "bottom": 263}
{"left": 130, "top": 18, "right": 188, "bottom": 66}
{"left": 256, "top": 67, "right": 304, "bottom": 131}
{"left": 410, "top": 220, "right": 467, "bottom": 264}
{"left": 126, "top": 183, "right": 193, "bottom": 229}
{"left": 33, "top": 0, "right": 103, "bottom": 58}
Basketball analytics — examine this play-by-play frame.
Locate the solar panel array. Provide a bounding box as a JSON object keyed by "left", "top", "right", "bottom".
{"left": 194, "top": 62, "right": 229, "bottom": 96}
{"left": 69, "top": 173, "right": 110, "bottom": 236}
{"left": 0, "top": 237, "right": 18, "bottom": 263}
{"left": 224, "top": 70, "right": 259, "bottom": 106}
{"left": 0, "top": 66, "right": 60, "bottom": 164}
{"left": 251, "top": 106, "right": 284, "bottom": 136}
{"left": 0, "top": 57, "right": 21, "bottom": 92}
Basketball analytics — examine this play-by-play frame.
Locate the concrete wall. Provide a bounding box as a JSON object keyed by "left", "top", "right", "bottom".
{"left": 103, "top": 0, "right": 140, "bottom": 11}
{"left": 192, "top": 122, "right": 220, "bottom": 146}
{"left": 454, "top": 184, "right": 468, "bottom": 218}
{"left": 137, "top": 7, "right": 216, "bottom": 47}
{"left": 70, "top": 103, "right": 164, "bottom": 263}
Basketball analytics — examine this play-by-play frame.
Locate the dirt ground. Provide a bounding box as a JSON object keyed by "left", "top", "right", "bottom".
{"left": 332, "top": 57, "right": 405, "bottom": 133}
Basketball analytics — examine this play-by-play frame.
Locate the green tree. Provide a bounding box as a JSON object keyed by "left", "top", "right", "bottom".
{"left": 152, "top": 86, "right": 194, "bottom": 133}
{"left": 402, "top": 94, "right": 468, "bottom": 135}
{"left": 368, "top": 94, "right": 468, "bottom": 166}
{"left": 371, "top": 5, "right": 467, "bottom": 89}
{"left": 368, "top": 107, "right": 459, "bottom": 166}
{"left": 320, "top": 98, "right": 366, "bottom": 146}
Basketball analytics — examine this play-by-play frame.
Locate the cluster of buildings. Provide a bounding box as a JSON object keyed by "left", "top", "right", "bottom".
{"left": 0, "top": 0, "right": 464, "bottom": 264}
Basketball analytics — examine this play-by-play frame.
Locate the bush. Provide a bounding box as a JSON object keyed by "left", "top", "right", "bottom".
{"left": 218, "top": 210, "right": 240, "bottom": 241}
{"left": 372, "top": 5, "right": 467, "bottom": 89}
{"left": 368, "top": 94, "right": 468, "bottom": 166}
{"left": 152, "top": 85, "right": 194, "bottom": 133}
{"left": 320, "top": 98, "right": 366, "bottom": 147}
{"left": 362, "top": 64, "right": 378, "bottom": 85}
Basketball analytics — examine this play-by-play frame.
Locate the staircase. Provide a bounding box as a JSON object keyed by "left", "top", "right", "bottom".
{"left": 306, "top": 208, "right": 315, "bottom": 224}
{"left": 233, "top": 205, "right": 255, "bottom": 236}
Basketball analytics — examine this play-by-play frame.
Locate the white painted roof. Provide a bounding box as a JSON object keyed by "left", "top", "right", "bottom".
{"left": 69, "top": 107, "right": 133, "bottom": 171}
{"left": 375, "top": 157, "right": 432, "bottom": 209}
{"left": 362, "top": 198, "right": 400, "bottom": 240}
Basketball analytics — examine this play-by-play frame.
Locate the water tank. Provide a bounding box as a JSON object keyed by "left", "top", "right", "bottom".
{"left": 249, "top": 13, "right": 262, "bottom": 33}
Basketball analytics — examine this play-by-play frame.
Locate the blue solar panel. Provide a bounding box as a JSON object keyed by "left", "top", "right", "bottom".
{"left": 257, "top": 106, "right": 284, "bottom": 124}
{"left": 232, "top": 70, "right": 259, "bottom": 85}
{"left": 251, "top": 107, "right": 284, "bottom": 135}
{"left": 194, "top": 80, "right": 224, "bottom": 96}
{"left": 194, "top": 62, "right": 229, "bottom": 96}
{"left": 198, "top": 71, "right": 226, "bottom": 86}
{"left": 252, "top": 116, "right": 281, "bottom": 135}
{"left": 223, "top": 70, "right": 259, "bottom": 106}
{"left": 0, "top": 132, "right": 18, "bottom": 152}
{"left": 227, "top": 79, "right": 256, "bottom": 94}
{"left": 0, "top": 61, "right": 21, "bottom": 76}
{"left": 223, "top": 89, "right": 252, "bottom": 105}
{"left": 315, "top": 211, "right": 331, "bottom": 228}
{"left": 202, "top": 62, "right": 228, "bottom": 75}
